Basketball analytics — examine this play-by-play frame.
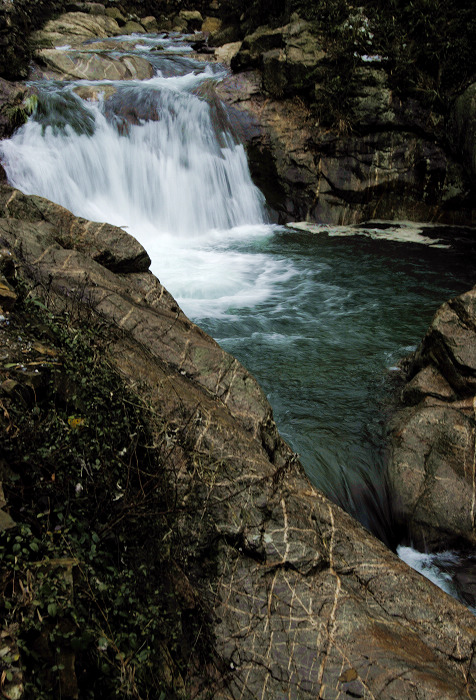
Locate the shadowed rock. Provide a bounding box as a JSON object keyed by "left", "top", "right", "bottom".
{"left": 389, "top": 285, "right": 476, "bottom": 550}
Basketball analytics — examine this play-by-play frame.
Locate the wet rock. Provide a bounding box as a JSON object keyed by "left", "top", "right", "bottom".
{"left": 401, "top": 364, "right": 457, "bottom": 405}
{"left": 389, "top": 284, "right": 476, "bottom": 550}
{"left": 0, "top": 78, "right": 28, "bottom": 139}
{"left": 36, "top": 48, "right": 154, "bottom": 81}
{"left": 414, "top": 287, "right": 476, "bottom": 395}
{"left": 219, "top": 67, "right": 470, "bottom": 224}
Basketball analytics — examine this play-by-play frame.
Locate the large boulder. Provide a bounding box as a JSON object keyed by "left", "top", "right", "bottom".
{"left": 36, "top": 47, "right": 154, "bottom": 80}
{"left": 232, "top": 16, "right": 326, "bottom": 97}
{"left": 0, "top": 183, "right": 475, "bottom": 697}
{"left": 388, "top": 285, "right": 476, "bottom": 550}
{"left": 31, "top": 11, "right": 122, "bottom": 47}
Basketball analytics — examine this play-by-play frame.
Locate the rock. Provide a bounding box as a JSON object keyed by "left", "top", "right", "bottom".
{"left": 221, "top": 68, "right": 470, "bottom": 223}
{"left": 232, "top": 17, "right": 326, "bottom": 97}
{"left": 121, "top": 20, "right": 146, "bottom": 35}
{"left": 140, "top": 15, "right": 158, "bottom": 33}
{"left": 389, "top": 400, "right": 476, "bottom": 550}
{"left": 73, "top": 84, "right": 117, "bottom": 101}
{"left": 231, "top": 24, "right": 285, "bottom": 72}
{"left": 389, "top": 285, "right": 476, "bottom": 550}
{"left": 65, "top": 2, "right": 106, "bottom": 15}
{"left": 171, "top": 15, "right": 188, "bottom": 32}
{"left": 0, "top": 507, "right": 15, "bottom": 532}
{"left": 209, "top": 24, "right": 242, "bottom": 47}
{"left": 0, "top": 247, "right": 15, "bottom": 279}
{"left": 0, "top": 481, "right": 15, "bottom": 532}
{"left": 36, "top": 48, "right": 154, "bottom": 81}
{"left": 201, "top": 16, "right": 222, "bottom": 34}
{"left": 414, "top": 287, "right": 476, "bottom": 395}
{"left": 401, "top": 364, "right": 457, "bottom": 405}
{"left": 1, "top": 183, "right": 476, "bottom": 696}
{"left": 0, "top": 78, "right": 28, "bottom": 139}
{"left": 0, "top": 186, "right": 151, "bottom": 273}
{"left": 105, "top": 7, "right": 126, "bottom": 26}
{"left": 215, "top": 41, "right": 242, "bottom": 66}
{"left": 346, "top": 66, "right": 395, "bottom": 127}
{"left": 449, "top": 82, "right": 476, "bottom": 183}
{"left": 0, "top": 274, "right": 16, "bottom": 311}
{"left": 31, "top": 12, "right": 122, "bottom": 47}
{"left": 179, "top": 10, "right": 203, "bottom": 31}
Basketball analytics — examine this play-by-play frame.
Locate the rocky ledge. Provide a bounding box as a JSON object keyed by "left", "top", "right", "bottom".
{"left": 388, "top": 283, "right": 476, "bottom": 554}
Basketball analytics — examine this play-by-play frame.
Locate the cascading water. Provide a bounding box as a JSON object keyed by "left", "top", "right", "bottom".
{"left": 1, "top": 34, "right": 475, "bottom": 606}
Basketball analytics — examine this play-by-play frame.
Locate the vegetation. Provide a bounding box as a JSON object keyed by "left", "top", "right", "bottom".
{"left": 0, "top": 284, "right": 211, "bottom": 698}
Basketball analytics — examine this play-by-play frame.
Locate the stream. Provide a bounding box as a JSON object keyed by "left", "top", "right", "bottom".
{"left": 1, "top": 33, "right": 475, "bottom": 608}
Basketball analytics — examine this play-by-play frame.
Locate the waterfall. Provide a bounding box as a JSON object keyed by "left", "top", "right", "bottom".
{"left": 0, "top": 63, "right": 287, "bottom": 317}
{"left": 1, "top": 72, "right": 267, "bottom": 235}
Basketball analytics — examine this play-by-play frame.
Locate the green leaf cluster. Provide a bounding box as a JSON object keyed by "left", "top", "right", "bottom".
{"left": 0, "top": 289, "right": 209, "bottom": 698}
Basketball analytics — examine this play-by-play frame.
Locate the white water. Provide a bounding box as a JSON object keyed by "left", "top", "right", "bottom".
{"left": 0, "top": 66, "right": 294, "bottom": 319}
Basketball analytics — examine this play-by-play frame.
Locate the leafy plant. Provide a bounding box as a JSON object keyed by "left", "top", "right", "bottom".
{"left": 0, "top": 285, "right": 210, "bottom": 698}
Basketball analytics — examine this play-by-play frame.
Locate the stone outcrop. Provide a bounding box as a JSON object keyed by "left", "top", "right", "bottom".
{"left": 32, "top": 11, "right": 124, "bottom": 46}
{"left": 0, "top": 183, "right": 475, "bottom": 696}
{"left": 388, "top": 285, "right": 476, "bottom": 551}
{"left": 36, "top": 47, "right": 154, "bottom": 80}
{"left": 219, "top": 16, "right": 475, "bottom": 225}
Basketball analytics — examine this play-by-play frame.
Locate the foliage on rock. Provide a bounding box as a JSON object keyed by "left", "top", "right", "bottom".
{"left": 0, "top": 281, "right": 211, "bottom": 698}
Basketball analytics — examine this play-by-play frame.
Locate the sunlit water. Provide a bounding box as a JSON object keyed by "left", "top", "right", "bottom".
{"left": 1, "top": 34, "right": 475, "bottom": 603}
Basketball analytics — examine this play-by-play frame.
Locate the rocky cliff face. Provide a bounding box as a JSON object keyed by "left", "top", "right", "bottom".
{"left": 216, "top": 13, "right": 475, "bottom": 225}
{"left": 388, "top": 284, "right": 476, "bottom": 552}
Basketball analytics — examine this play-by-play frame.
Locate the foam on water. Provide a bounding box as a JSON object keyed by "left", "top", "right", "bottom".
{"left": 0, "top": 66, "right": 290, "bottom": 317}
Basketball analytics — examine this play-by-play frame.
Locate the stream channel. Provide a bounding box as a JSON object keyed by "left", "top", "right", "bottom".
{"left": 1, "top": 33, "right": 475, "bottom": 608}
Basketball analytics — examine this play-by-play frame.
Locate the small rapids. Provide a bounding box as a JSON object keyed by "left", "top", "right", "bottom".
{"left": 1, "top": 33, "right": 475, "bottom": 608}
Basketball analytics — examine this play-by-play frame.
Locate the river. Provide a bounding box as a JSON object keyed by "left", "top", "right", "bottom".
{"left": 1, "top": 33, "right": 475, "bottom": 606}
